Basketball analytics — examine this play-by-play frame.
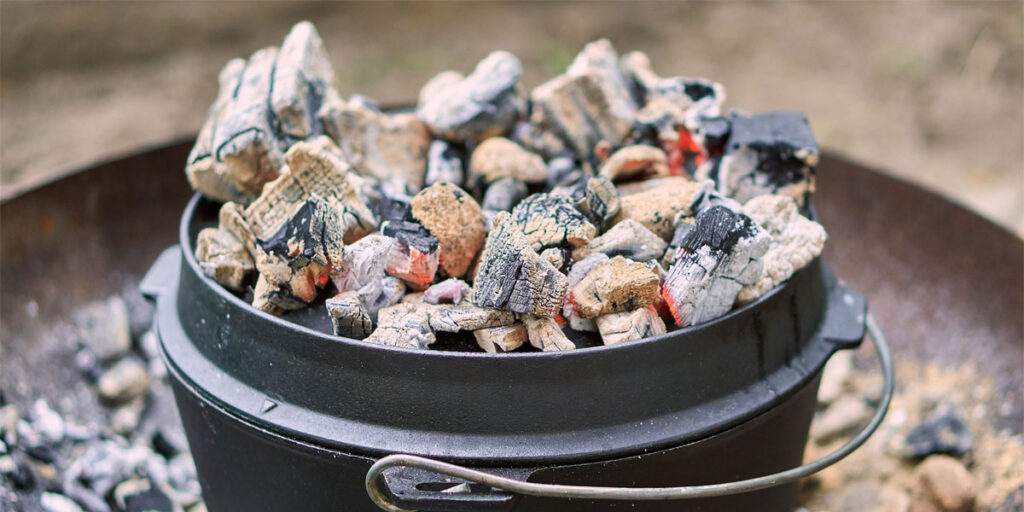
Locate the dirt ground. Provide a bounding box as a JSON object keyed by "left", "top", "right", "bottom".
{"left": 1, "top": 2, "right": 1022, "bottom": 235}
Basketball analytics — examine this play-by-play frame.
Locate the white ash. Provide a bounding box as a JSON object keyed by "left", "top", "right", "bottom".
{"left": 468, "top": 137, "right": 547, "bottom": 185}
{"left": 471, "top": 212, "right": 568, "bottom": 318}
{"left": 701, "top": 111, "right": 818, "bottom": 206}
{"left": 662, "top": 205, "right": 770, "bottom": 327}
{"left": 383, "top": 237, "right": 440, "bottom": 291}
{"left": 41, "top": 492, "right": 85, "bottom": 512}
{"left": 194, "top": 227, "right": 254, "bottom": 292}
{"left": 271, "top": 21, "right": 336, "bottom": 141}
{"left": 510, "top": 120, "right": 567, "bottom": 160}
{"left": 425, "top": 140, "right": 465, "bottom": 187}
{"left": 369, "top": 277, "right": 407, "bottom": 319}
{"left": 417, "top": 51, "right": 525, "bottom": 142}
{"left": 326, "top": 291, "right": 373, "bottom": 339}
{"left": 423, "top": 279, "right": 472, "bottom": 305}
{"left": 73, "top": 297, "right": 132, "bottom": 362}
{"left": 574, "top": 218, "right": 667, "bottom": 262}
{"left": 736, "top": 194, "right": 826, "bottom": 304}
{"left": 596, "top": 306, "right": 666, "bottom": 345}
{"left": 610, "top": 177, "right": 704, "bottom": 240}
{"left": 522, "top": 315, "right": 576, "bottom": 352}
{"left": 598, "top": 144, "right": 670, "bottom": 182}
{"left": 330, "top": 234, "right": 395, "bottom": 314}
{"left": 473, "top": 324, "right": 528, "bottom": 353}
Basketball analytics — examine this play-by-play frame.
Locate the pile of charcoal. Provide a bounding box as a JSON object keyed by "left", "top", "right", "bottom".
{"left": 190, "top": 21, "right": 826, "bottom": 352}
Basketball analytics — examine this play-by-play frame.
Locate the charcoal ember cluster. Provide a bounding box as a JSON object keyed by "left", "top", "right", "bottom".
{"left": 187, "top": 22, "right": 828, "bottom": 352}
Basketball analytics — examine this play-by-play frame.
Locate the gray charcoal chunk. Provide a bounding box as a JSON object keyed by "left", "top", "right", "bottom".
{"left": 326, "top": 291, "right": 373, "bottom": 339}
{"left": 364, "top": 303, "right": 435, "bottom": 349}
{"left": 662, "top": 206, "right": 770, "bottom": 326}
{"left": 510, "top": 193, "right": 596, "bottom": 252}
{"left": 427, "top": 304, "right": 515, "bottom": 333}
{"left": 194, "top": 227, "right": 254, "bottom": 291}
{"left": 707, "top": 111, "right": 819, "bottom": 205}
{"left": 619, "top": 50, "right": 725, "bottom": 120}
{"left": 417, "top": 51, "right": 526, "bottom": 142}
{"left": 425, "top": 140, "right": 465, "bottom": 187}
{"left": 574, "top": 219, "right": 667, "bottom": 262}
{"left": 596, "top": 306, "right": 666, "bottom": 345}
{"left": 522, "top": 315, "right": 575, "bottom": 352}
{"left": 423, "top": 278, "right": 472, "bottom": 305}
{"left": 481, "top": 177, "right": 528, "bottom": 214}
{"left": 570, "top": 175, "right": 620, "bottom": 231}
{"left": 331, "top": 234, "right": 396, "bottom": 315}
{"left": 468, "top": 137, "right": 547, "bottom": 184}
{"left": 901, "top": 408, "right": 973, "bottom": 459}
{"left": 471, "top": 212, "right": 568, "bottom": 318}
{"left": 272, "top": 21, "right": 335, "bottom": 142}
{"left": 74, "top": 297, "right": 132, "bottom": 362}
{"left": 473, "top": 324, "right": 528, "bottom": 353}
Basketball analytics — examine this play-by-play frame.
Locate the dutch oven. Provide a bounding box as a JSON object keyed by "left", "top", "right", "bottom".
{"left": 139, "top": 187, "right": 893, "bottom": 511}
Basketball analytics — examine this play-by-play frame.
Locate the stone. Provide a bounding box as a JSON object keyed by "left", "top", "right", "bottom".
{"left": 662, "top": 205, "right": 770, "bottom": 326}
{"left": 611, "top": 177, "right": 704, "bottom": 240}
{"left": 701, "top": 111, "right": 819, "bottom": 206}
{"left": 29, "top": 400, "right": 64, "bottom": 445}
{"left": 468, "top": 137, "right": 547, "bottom": 185}
{"left": 569, "top": 175, "right": 620, "bottom": 230}
{"left": 417, "top": 51, "right": 525, "bottom": 142}
{"left": 473, "top": 324, "right": 529, "bottom": 353}
{"left": 194, "top": 227, "right": 254, "bottom": 291}
{"left": 910, "top": 455, "right": 976, "bottom": 512}
{"left": 74, "top": 297, "right": 132, "bottom": 362}
{"left": 110, "top": 399, "right": 145, "bottom": 436}
{"left": 523, "top": 315, "right": 576, "bottom": 352}
{"left": 114, "top": 478, "right": 175, "bottom": 512}
{"left": 425, "top": 140, "right": 465, "bottom": 187}
{"left": 510, "top": 193, "right": 597, "bottom": 254}
{"left": 598, "top": 145, "right": 670, "bottom": 182}
{"left": 423, "top": 279, "right": 472, "bottom": 305}
{"left": 320, "top": 96, "right": 431, "bottom": 191}
{"left": 187, "top": 23, "right": 338, "bottom": 204}
{"left": 810, "top": 396, "right": 872, "bottom": 444}
{"left": 326, "top": 291, "right": 373, "bottom": 339}
{"left": 481, "top": 177, "right": 528, "bottom": 215}
{"left": 902, "top": 409, "right": 973, "bottom": 459}
{"left": 471, "top": 212, "right": 568, "bottom": 318}
{"left": 2, "top": 457, "right": 35, "bottom": 491}
{"left": 41, "top": 492, "right": 85, "bottom": 512}
{"left": 736, "top": 194, "right": 827, "bottom": 303}
{"left": 428, "top": 304, "right": 516, "bottom": 333}
{"left": 411, "top": 182, "right": 488, "bottom": 278}
{"left": 569, "top": 256, "right": 662, "bottom": 318}
{"left": 574, "top": 218, "right": 667, "bottom": 262}
{"left": 831, "top": 481, "right": 910, "bottom": 512}
{"left": 596, "top": 306, "right": 666, "bottom": 345}
{"left": 96, "top": 358, "right": 151, "bottom": 405}
{"left": 364, "top": 303, "right": 435, "bottom": 349}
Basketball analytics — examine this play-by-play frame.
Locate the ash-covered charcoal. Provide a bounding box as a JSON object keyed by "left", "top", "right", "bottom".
{"left": 704, "top": 111, "right": 819, "bottom": 205}
{"left": 186, "top": 23, "right": 338, "bottom": 205}
{"left": 662, "top": 205, "right": 770, "bottom": 327}
{"left": 511, "top": 121, "right": 566, "bottom": 160}
{"left": 417, "top": 51, "right": 526, "bottom": 142}
{"left": 251, "top": 196, "right": 344, "bottom": 313}
{"left": 510, "top": 193, "right": 597, "bottom": 254}
{"left": 473, "top": 324, "right": 528, "bottom": 353}
{"left": 320, "top": 95, "right": 431, "bottom": 191}
{"left": 569, "top": 175, "right": 620, "bottom": 230}
{"left": 736, "top": 195, "right": 826, "bottom": 304}
{"left": 410, "top": 182, "right": 488, "bottom": 279}
{"left": 481, "top": 177, "right": 529, "bottom": 216}
{"left": 370, "top": 276, "right": 407, "bottom": 316}
{"left": 468, "top": 137, "right": 547, "bottom": 185}
{"left": 96, "top": 358, "right": 151, "bottom": 405}
{"left": 661, "top": 184, "right": 741, "bottom": 267}
{"left": 611, "top": 176, "right": 704, "bottom": 240}
{"left": 562, "top": 253, "right": 609, "bottom": 332}
{"left": 364, "top": 303, "right": 435, "bottom": 349}
{"left": 569, "top": 256, "right": 662, "bottom": 318}
{"left": 596, "top": 306, "right": 666, "bottom": 345}
{"left": 330, "top": 234, "right": 394, "bottom": 314}
{"left": 522, "top": 315, "right": 576, "bottom": 352}
{"left": 74, "top": 297, "right": 132, "bottom": 362}
{"left": 530, "top": 41, "right": 637, "bottom": 160}
{"left": 423, "top": 278, "right": 472, "bottom": 305}
{"left": 545, "top": 155, "right": 587, "bottom": 190}
{"left": 901, "top": 408, "right": 974, "bottom": 459}
{"left": 598, "top": 145, "right": 670, "bottom": 182}
{"left": 383, "top": 237, "right": 440, "bottom": 291}
{"left": 619, "top": 50, "right": 725, "bottom": 119}
{"left": 471, "top": 212, "right": 568, "bottom": 318}
{"left": 326, "top": 291, "right": 372, "bottom": 339}
{"left": 194, "top": 227, "right": 254, "bottom": 291}
{"left": 574, "top": 219, "right": 667, "bottom": 262}
{"left": 428, "top": 304, "right": 516, "bottom": 333}
{"left": 627, "top": 98, "right": 685, "bottom": 150}
{"left": 425, "top": 140, "right": 466, "bottom": 187}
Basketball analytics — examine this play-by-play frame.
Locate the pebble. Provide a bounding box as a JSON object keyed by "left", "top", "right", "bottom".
{"left": 96, "top": 358, "right": 151, "bottom": 405}
{"left": 73, "top": 297, "right": 132, "bottom": 362}
{"left": 910, "top": 455, "right": 976, "bottom": 512}
{"left": 111, "top": 400, "right": 146, "bottom": 436}
{"left": 1, "top": 455, "right": 36, "bottom": 491}
{"left": 41, "top": 492, "right": 85, "bottom": 512}
{"left": 832, "top": 481, "right": 910, "bottom": 512}
{"left": 991, "top": 484, "right": 1023, "bottom": 512}
{"left": 810, "top": 395, "right": 872, "bottom": 444}
{"left": 902, "top": 408, "right": 973, "bottom": 459}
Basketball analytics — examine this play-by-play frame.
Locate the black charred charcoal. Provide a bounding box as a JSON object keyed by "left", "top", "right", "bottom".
{"left": 689, "top": 182, "right": 742, "bottom": 216}
{"left": 680, "top": 206, "right": 757, "bottom": 254}
{"left": 570, "top": 176, "right": 620, "bottom": 230}
{"left": 381, "top": 220, "right": 439, "bottom": 255}
{"left": 903, "top": 409, "right": 974, "bottom": 459}
{"left": 24, "top": 444, "right": 56, "bottom": 464}
{"left": 425, "top": 140, "right": 466, "bottom": 187}
{"left": 701, "top": 116, "right": 731, "bottom": 157}
{"left": 257, "top": 198, "right": 343, "bottom": 270}
{"left": 7, "top": 461, "right": 36, "bottom": 491}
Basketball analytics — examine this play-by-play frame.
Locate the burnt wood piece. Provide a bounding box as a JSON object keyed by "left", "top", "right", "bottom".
{"left": 364, "top": 303, "right": 434, "bottom": 349}
{"left": 425, "top": 140, "right": 466, "bottom": 188}
{"left": 469, "top": 137, "right": 548, "bottom": 185}
{"left": 417, "top": 51, "right": 525, "bottom": 142}
{"left": 619, "top": 50, "right": 724, "bottom": 120}
{"left": 410, "top": 182, "right": 487, "bottom": 279}
{"left": 511, "top": 193, "right": 597, "bottom": 254}
{"left": 194, "top": 227, "right": 254, "bottom": 292}
{"left": 562, "top": 253, "right": 609, "bottom": 332}
{"left": 569, "top": 256, "right": 662, "bottom": 318}
{"left": 574, "top": 219, "right": 667, "bottom": 262}
{"left": 611, "top": 177, "right": 704, "bottom": 240}
{"left": 326, "top": 291, "right": 372, "bottom": 339}
{"left": 423, "top": 278, "right": 472, "bottom": 305}
{"left": 330, "top": 234, "right": 396, "bottom": 317}
{"left": 473, "top": 324, "right": 528, "bottom": 353}
{"left": 596, "top": 306, "right": 666, "bottom": 345}
{"left": 471, "top": 212, "right": 568, "bottom": 318}
{"left": 598, "top": 145, "right": 670, "bottom": 183}
{"left": 427, "top": 304, "right": 516, "bottom": 333}
{"left": 570, "top": 176, "right": 620, "bottom": 231}
{"left": 662, "top": 205, "right": 770, "bottom": 327}
{"left": 523, "top": 314, "right": 576, "bottom": 351}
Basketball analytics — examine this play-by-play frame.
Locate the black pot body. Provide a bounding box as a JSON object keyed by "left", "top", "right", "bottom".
{"left": 143, "top": 194, "right": 867, "bottom": 512}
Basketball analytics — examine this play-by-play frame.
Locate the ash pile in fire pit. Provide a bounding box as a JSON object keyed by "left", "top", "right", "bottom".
{"left": 189, "top": 21, "right": 828, "bottom": 352}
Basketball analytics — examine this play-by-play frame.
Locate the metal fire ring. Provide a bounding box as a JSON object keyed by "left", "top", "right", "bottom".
{"left": 365, "top": 313, "right": 895, "bottom": 512}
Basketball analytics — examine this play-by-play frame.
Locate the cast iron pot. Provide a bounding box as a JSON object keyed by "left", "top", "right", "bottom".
{"left": 141, "top": 193, "right": 889, "bottom": 512}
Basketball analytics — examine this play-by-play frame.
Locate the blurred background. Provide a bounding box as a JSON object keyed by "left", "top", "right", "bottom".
{"left": 1, "top": 1, "right": 1022, "bottom": 235}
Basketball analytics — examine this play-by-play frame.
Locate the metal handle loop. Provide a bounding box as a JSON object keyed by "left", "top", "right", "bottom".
{"left": 366, "top": 313, "right": 894, "bottom": 512}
